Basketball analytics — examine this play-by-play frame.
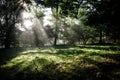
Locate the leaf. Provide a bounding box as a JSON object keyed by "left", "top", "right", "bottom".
{"left": 62, "top": 0, "right": 67, "bottom": 3}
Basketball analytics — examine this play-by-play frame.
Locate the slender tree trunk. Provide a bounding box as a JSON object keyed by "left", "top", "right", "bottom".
{"left": 5, "top": 41, "right": 10, "bottom": 49}
{"left": 53, "top": 18, "right": 58, "bottom": 46}
{"left": 53, "top": 4, "right": 59, "bottom": 46}
{"left": 54, "top": 34, "right": 58, "bottom": 46}
{"left": 99, "top": 30, "right": 103, "bottom": 44}
{"left": 113, "top": 33, "right": 117, "bottom": 43}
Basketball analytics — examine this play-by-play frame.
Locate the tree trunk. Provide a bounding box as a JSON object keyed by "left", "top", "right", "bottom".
{"left": 5, "top": 41, "right": 10, "bottom": 49}
{"left": 54, "top": 34, "right": 58, "bottom": 46}
{"left": 53, "top": 17, "right": 58, "bottom": 46}
{"left": 53, "top": 3, "right": 59, "bottom": 46}
{"left": 4, "top": 34, "right": 11, "bottom": 48}
{"left": 99, "top": 30, "right": 103, "bottom": 44}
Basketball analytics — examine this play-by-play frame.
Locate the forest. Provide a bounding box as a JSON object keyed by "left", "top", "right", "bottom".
{"left": 0, "top": 0, "right": 120, "bottom": 80}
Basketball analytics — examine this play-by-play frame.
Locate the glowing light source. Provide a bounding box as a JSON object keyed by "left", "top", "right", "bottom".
{"left": 43, "top": 8, "right": 53, "bottom": 26}
{"left": 22, "top": 11, "right": 34, "bottom": 30}
{"left": 23, "top": 20, "right": 33, "bottom": 28}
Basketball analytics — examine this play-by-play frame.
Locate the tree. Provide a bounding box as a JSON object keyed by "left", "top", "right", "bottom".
{"left": 0, "top": 0, "right": 20, "bottom": 48}
{"left": 0, "top": 0, "right": 32, "bottom": 48}
{"left": 72, "top": 24, "right": 95, "bottom": 44}
{"left": 81, "top": 0, "right": 120, "bottom": 44}
{"left": 34, "top": 0, "right": 84, "bottom": 46}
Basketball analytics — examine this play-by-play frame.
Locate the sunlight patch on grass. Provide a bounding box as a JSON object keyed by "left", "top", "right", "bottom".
{"left": 1, "top": 51, "right": 64, "bottom": 72}
{"left": 0, "top": 45, "right": 119, "bottom": 78}
{"left": 88, "top": 55, "right": 117, "bottom": 63}
{"left": 22, "top": 49, "right": 38, "bottom": 53}
{"left": 21, "top": 47, "right": 57, "bottom": 54}
{"left": 40, "top": 49, "right": 57, "bottom": 53}
{"left": 1, "top": 54, "right": 35, "bottom": 68}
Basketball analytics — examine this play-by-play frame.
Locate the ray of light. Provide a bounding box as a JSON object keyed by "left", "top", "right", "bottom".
{"left": 16, "top": 2, "right": 52, "bottom": 47}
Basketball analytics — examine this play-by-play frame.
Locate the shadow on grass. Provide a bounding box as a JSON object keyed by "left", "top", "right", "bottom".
{"left": 55, "top": 49, "right": 85, "bottom": 55}
{"left": 73, "top": 57, "right": 120, "bottom": 80}
{"left": 0, "top": 45, "right": 120, "bottom": 80}
{"left": 0, "top": 54, "right": 120, "bottom": 80}
{"left": 87, "top": 51, "right": 120, "bottom": 62}
{"left": 0, "top": 48, "right": 26, "bottom": 65}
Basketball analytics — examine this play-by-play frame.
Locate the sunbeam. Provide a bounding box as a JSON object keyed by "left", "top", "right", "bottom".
{"left": 22, "top": 11, "right": 34, "bottom": 29}
{"left": 16, "top": 3, "right": 51, "bottom": 47}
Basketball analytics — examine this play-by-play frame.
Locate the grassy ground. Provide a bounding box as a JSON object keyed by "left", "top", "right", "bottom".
{"left": 0, "top": 45, "right": 120, "bottom": 80}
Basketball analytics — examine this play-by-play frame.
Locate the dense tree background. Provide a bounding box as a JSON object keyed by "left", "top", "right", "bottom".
{"left": 81, "top": 0, "right": 120, "bottom": 44}
{"left": 0, "top": 0, "right": 120, "bottom": 48}
{"left": 0, "top": 0, "right": 33, "bottom": 48}
{"left": 0, "top": 1, "right": 120, "bottom": 80}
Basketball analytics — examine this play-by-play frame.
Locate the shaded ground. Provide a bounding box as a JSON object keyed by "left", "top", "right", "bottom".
{"left": 0, "top": 45, "right": 120, "bottom": 80}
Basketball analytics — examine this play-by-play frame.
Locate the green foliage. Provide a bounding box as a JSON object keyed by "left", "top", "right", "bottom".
{"left": 0, "top": 0, "right": 25, "bottom": 48}
{"left": 0, "top": 0, "right": 45, "bottom": 48}
{"left": 81, "top": 0, "right": 120, "bottom": 43}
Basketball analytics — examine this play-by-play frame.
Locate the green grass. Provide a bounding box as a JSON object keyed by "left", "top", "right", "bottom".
{"left": 0, "top": 45, "right": 120, "bottom": 80}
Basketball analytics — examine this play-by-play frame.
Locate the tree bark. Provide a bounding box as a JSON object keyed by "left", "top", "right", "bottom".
{"left": 53, "top": 3, "right": 59, "bottom": 46}
{"left": 99, "top": 30, "right": 103, "bottom": 44}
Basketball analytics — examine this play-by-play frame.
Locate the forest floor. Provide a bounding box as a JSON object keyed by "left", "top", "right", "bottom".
{"left": 0, "top": 45, "right": 120, "bottom": 80}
